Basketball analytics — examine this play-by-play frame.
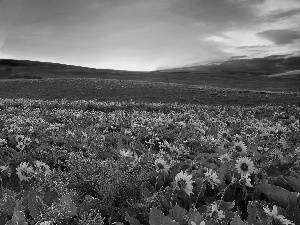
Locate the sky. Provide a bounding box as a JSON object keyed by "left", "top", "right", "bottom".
{"left": 0, "top": 0, "right": 299, "bottom": 71}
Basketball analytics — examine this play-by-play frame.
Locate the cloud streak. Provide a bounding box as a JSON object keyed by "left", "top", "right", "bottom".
{"left": 257, "top": 29, "right": 300, "bottom": 45}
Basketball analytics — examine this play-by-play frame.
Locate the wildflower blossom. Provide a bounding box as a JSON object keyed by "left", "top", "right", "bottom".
{"left": 235, "top": 157, "right": 255, "bottom": 176}
{"left": 0, "top": 138, "right": 7, "bottom": 146}
{"left": 208, "top": 202, "right": 226, "bottom": 220}
{"left": 204, "top": 168, "right": 221, "bottom": 189}
{"left": 35, "top": 160, "right": 52, "bottom": 176}
{"left": 219, "top": 153, "right": 231, "bottom": 163}
{"left": 174, "top": 171, "right": 194, "bottom": 196}
{"left": 263, "top": 205, "right": 295, "bottom": 225}
{"left": 15, "top": 134, "right": 24, "bottom": 143}
{"left": 0, "top": 165, "right": 9, "bottom": 172}
{"left": 240, "top": 173, "right": 253, "bottom": 187}
{"left": 16, "top": 162, "right": 35, "bottom": 181}
{"left": 23, "top": 136, "right": 31, "bottom": 145}
{"left": 119, "top": 149, "right": 133, "bottom": 157}
{"left": 16, "top": 142, "right": 26, "bottom": 151}
{"left": 154, "top": 157, "right": 170, "bottom": 174}
{"left": 233, "top": 141, "right": 247, "bottom": 154}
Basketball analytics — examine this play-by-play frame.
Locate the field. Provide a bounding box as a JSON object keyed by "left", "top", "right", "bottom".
{"left": 0, "top": 74, "right": 300, "bottom": 225}
{"left": 0, "top": 78, "right": 300, "bottom": 107}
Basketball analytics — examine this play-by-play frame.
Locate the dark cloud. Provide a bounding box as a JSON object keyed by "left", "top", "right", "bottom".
{"left": 257, "top": 29, "right": 300, "bottom": 45}
{"left": 236, "top": 45, "right": 270, "bottom": 49}
{"left": 170, "top": 0, "right": 265, "bottom": 29}
{"left": 267, "top": 8, "right": 300, "bottom": 20}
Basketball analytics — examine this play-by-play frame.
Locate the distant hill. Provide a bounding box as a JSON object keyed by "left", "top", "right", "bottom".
{"left": 0, "top": 59, "right": 141, "bottom": 79}
{"left": 1, "top": 56, "right": 300, "bottom": 92}
{"left": 160, "top": 55, "right": 300, "bottom": 75}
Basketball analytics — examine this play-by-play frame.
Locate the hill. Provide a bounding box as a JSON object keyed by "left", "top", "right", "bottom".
{"left": 0, "top": 56, "right": 300, "bottom": 93}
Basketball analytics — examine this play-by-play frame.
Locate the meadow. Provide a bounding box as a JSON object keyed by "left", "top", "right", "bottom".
{"left": 0, "top": 78, "right": 300, "bottom": 225}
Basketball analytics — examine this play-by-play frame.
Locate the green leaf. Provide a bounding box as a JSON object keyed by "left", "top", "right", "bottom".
{"left": 125, "top": 212, "right": 142, "bottom": 225}
{"left": 230, "top": 213, "right": 245, "bottom": 225}
{"left": 256, "top": 183, "right": 294, "bottom": 208}
{"left": 43, "top": 189, "right": 59, "bottom": 206}
{"left": 188, "top": 210, "right": 204, "bottom": 225}
{"left": 59, "top": 194, "right": 77, "bottom": 218}
{"left": 27, "top": 189, "right": 41, "bottom": 219}
{"left": 168, "top": 204, "right": 188, "bottom": 225}
{"left": 283, "top": 176, "right": 300, "bottom": 192}
{"left": 149, "top": 207, "right": 180, "bottom": 225}
{"left": 285, "top": 195, "right": 300, "bottom": 224}
{"left": 247, "top": 201, "right": 268, "bottom": 225}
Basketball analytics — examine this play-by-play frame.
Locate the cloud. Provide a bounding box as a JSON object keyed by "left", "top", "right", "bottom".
{"left": 269, "top": 8, "right": 300, "bottom": 19}
{"left": 169, "top": 0, "right": 265, "bottom": 30}
{"left": 257, "top": 29, "right": 300, "bottom": 45}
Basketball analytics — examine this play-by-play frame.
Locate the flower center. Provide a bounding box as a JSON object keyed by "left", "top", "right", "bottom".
{"left": 177, "top": 179, "right": 187, "bottom": 190}
{"left": 157, "top": 163, "right": 164, "bottom": 170}
{"left": 235, "top": 145, "right": 243, "bottom": 152}
{"left": 240, "top": 163, "right": 249, "bottom": 172}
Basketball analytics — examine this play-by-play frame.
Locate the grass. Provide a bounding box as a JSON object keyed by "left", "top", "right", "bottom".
{"left": 0, "top": 78, "right": 299, "bottom": 107}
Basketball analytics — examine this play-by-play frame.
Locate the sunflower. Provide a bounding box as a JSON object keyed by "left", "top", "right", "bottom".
{"left": 263, "top": 205, "right": 295, "bottom": 225}
{"left": 233, "top": 141, "right": 247, "bottom": 154}
{"left": 16, "top": 162, "right": 35, "bottom": 181}
{"left": 204, "top": 168, "right": 221, "bottom": 189}
{"left": 235, "top": 157, "right": 255, "bottom": 176}
{"left": 219, "top": 153, "right": 232, "bottom": 163}
{"left": 154, "top": 157, "right": 170, "bottom": 174}
{"left": 174, "top": 171, "right": 194, "bottom": 196}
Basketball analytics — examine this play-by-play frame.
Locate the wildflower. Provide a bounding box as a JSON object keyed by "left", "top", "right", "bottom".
{"left": 0, "top": 165, "right": 9, "bottom": 172}
{"left": 15, "top": 134, "right": 24, "bottom": 143}
{"left": 23, "top": 136, "right": 31, "bottom": 146}
{"left": 233, "top": 141, "right": 247, "bottom": 154}
{"left": 240, "top": 173, "right": 253, "bottom": 187}
{"left": 154, "top": 157, "right": 170, "bottom": 174}
{"left": 208, "top": 202, "right": 226, "bottom": 220}
{"left": 174, "top": 171, "right": 194, "bottom": 196}
{"left": 16, "top": 142, "right": 26, "bottom": 151}
{"left": 235, "top": 157, "right": 255, "bottom": 176}
{"left": 39, "top": 221, "right": 53, "bottom": 225}
{"left": 263, "top": 205, "right": 295, "bottom": 225}
{"left": 219, "top": 153, "right": 231, "bottom": 163}
{"left": 81, "top": 131, "right": 88, "bottom": 142}
{"left": 66, "top": 130, "right": 75, "bottom": 138}
{"left": 204, "top": 168, "right": 221, "bottom": 189}
{"left": 119, "top": 149, "right": 133, "bottom": 157}
{"left": 0, "top": 138, "right": 7, "bottom": 146}
{"left": 16, "top": 162, "right": 35, "bottom": 181}
{"left": 35, "top": 160, "right": 52, "bottom": 176}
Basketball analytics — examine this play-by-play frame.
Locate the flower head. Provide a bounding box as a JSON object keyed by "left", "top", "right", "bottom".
{"left": 219, "top": 153, "right": 231, "bottom": 163}
{"left": 16, "top": 162, "right": 35, "bottom": 181}
{"left": 174, "top": 171, "right": 194, "bottom": 196}
{"left": 208, "top": 202, "right": 225, "bottom": 220}
{"left": 233, "top": 141, "right": 247, "bottom": 154}
{"left": 154, "top": 157, "right": 170, "bottom": 174}
{"left": 35, "top": 160, "right": 52, "bottom": 176}
{"left": 204, "top": 168, "right": 221, "bottom": 189}
{"left": 0, "top": 138, "right": 7, "bottom": 146}
{"left": 235, "top": 157, "right": 255, "bottom": 176}
{"left": 263, "top": 205, "right": 295, "bottom": 225}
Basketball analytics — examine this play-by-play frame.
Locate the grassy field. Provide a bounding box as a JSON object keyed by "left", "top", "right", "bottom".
{"left": 0, "top": 78, "right": 300, "bottom": 106}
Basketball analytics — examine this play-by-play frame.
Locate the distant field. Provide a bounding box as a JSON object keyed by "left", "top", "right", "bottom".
{"left": 0, "top": 78, "right": 299, "bottom": 106}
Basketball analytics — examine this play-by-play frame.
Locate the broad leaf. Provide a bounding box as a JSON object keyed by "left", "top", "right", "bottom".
{"left": 168, "top": 204, "right": 188, "bottom": 225}
{"left": 149, "top": 207, "right": 180, "bottom": 225}
{"left": 256, "top": 183, "right": 295, "bottom": 208}
{"left": 27, "top": 189, "right": 41, "bottom": 219}
{"left": 59, "top": 194, "right": 77, "bottom": 218}
{"left": 230, "top": 213, "right": 245, "bottom": 225}
{"left": 283, "top": 176, "right": 300, "bottom": 192}
{"left": 125, "top": 212, "right": 142, "bottom": 225}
